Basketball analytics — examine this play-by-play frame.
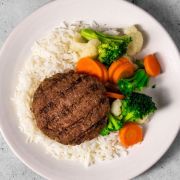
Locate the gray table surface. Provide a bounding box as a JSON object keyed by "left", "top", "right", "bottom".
{"left": 0, "top": 0, "right": 180, "bottom": 179}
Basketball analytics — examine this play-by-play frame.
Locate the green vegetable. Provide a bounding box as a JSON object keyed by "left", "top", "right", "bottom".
{"left": 100, "top": 113, "right": 123, "bottom": 136}
{"left": 80, "top": 28, "right": 130, "bottom": 42}
{"left": 80, "top": 29, "right": 99, "bottom": 40}
{"left": 134, "top": 60, "right": 144, "bottom": 69}
{"left": 80, "top": 28, "right": 132, "bottom": 66}
{"left": 109, "top": 113, "right": 123, "bottom": 131}
{"left": 98, "top": 41, "right": 130, "bottom": 66}
{"left": 100, "top": 126, "right": 110, "bottom": 136}
{"left": 118, "top": 69, "right": 149, "bottom": 95}
{"left": 107, "top": 120, "right": 114, "bottom": 131}
{"left": 121, "top": 92, "right": 157, "bottom": 122}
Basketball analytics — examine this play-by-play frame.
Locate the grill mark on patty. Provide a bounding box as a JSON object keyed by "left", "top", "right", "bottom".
{"left": 71, "top": 117, "right": 107, "bottom": 145}
{"left": 55, "top": 97, "right": 109, "bottom": 143}
{"left": 47, "top": 73, "right": 89, "bottom": 96}
{"left": 39, "top": 101, "right": 54, "bottom": 114}
{"left": 41, "top": 94, "right": 107, "bottom": 134}
{"left": 64, "top": 76, "right": 83, "bottom": 92}
{"left": 31, "top": 72, "right": 67, "bottom": 113}
{"left": 38, "top": 75, "right": 91, "bottom": 115}
{"left": 38, "top": 78, "right": 104, "bottom": 130}
{"left": 59, "top": 83, "right": 100, "bottom": 118}
{"left": 40, "top": 71, "right": 82, "bottom": 101}
{"left": 55, "top": 83, "right": 102, "bottom": 120}
{"left": 41, "top": 72, "right": 68, "bottom": 91}
{"left": 35, "top": 87, "right": 90, "bottom": 129}
{"left": 41, "top": 115, "right": 107, "bottom": 145}
{"left": 48, "top": 90, "right": 106, "bottom": 130}
{"left": 58, "top": 74, "right": 91, "bottom": 95}
{"left": 37, "top": 77, "right": 100, "bottom": 116}
{"left": 36, "top": 76, "right": 84, "bottom": 114}
{"left": 47, "top": 90, "right": 104, "bottom": 131}
{"left": 89, "top": 83, "right": 98, "bottom": 91}
{"left": 57, "top": 88, "right": 90, "bottom": 117}
{"left": 74, "top": 118, "right": 107, "bottom": 144}
{"left": 61, "top": 97, "right": 109, "bottom": 133}
{"left": 58, "top": 100, "right": 98, "bottom": 134}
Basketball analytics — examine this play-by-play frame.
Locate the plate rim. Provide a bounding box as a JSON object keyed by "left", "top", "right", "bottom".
{"left": 0, "top": 0, "right": 180, "bottom": 179}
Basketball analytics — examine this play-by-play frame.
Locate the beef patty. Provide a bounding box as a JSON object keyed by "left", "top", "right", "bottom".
{"left": 32, "top": 70, "right": 110, "bottom": 145}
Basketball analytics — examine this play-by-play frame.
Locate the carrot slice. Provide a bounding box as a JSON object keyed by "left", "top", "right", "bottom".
{"left": 119, "top": 123, "right": 143, "bottom": 148}
{"left": 108, "top": 57, "right": 130, "bottom": 81}
{"left": 144, "top": 54, "right": 161, "bottom": 77}
{"left": 96, "top": 61, "right": 109, "bottom": 82}
{"left": 76, "top": 57, "right": 103, "bottom": 81}
{"left": 112, "top": 63, "right": 135, "bottom": 84}
{"left": 105, "top": 92, "right": 125, "bottom": 99}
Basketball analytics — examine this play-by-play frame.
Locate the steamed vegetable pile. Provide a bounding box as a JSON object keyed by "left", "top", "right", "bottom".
{"left": 71, "top": 25, "right": 161, "bottom": 148}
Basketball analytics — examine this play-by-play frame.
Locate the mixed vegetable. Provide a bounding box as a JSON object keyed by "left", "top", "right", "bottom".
{"left": 100, "top": 92, "right": 157, "bottom": 135}
{"left": 80, "top": 28, "right": 132, "bottom": 66}
{"left": 72, "top": 25, "right": 161, "bottom": 148}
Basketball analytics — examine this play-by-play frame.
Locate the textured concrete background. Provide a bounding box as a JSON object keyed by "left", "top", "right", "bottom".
{"left": 0, "top": 0, "right": 180, "bottom": 179}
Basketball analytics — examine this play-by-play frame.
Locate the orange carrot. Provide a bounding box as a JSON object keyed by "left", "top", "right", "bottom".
{"left": 76, "top": 57, "right": 104, "bottom": 81}
{"left": 144, "top": 54, "right": 161, "bottom": 77}
{"left": 108, "top": 57, "right": 130, "bottom": 81}
{"left": 96, "top": 61, "right": 109, "bottom": 82}
{"left": 119, "top": 123, "right": 143, "bottom": 148}
{"left": 112, "top": 63, "right": 135, "bottom": 83}
{"left": 105, "top": 92, "right": 125, "bottom": 99}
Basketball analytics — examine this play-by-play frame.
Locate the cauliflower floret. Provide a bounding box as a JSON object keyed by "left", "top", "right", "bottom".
{"left": 70, "top": 33, "right": 100, "bottom": 58}
{"left": 124, "top": 26, "right": 143, "bottom": 56}
{"left": 111, "top": 99, "right": 122, "bottom": 116}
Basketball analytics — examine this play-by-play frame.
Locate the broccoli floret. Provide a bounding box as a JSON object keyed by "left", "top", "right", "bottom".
{"left": 98, "top": 41, "right": 129, "bottom": 66}
{"left": 118, "top": 69, "right": 149, "bottom": 95}
{"left": 100, "top": 113, "right": 123, "bottom": 136}
{"left": 80, "top": 28, "right": 132, "bottom": 66}
{"left": 121, "top": 92, "right": 157, "bottom": 122}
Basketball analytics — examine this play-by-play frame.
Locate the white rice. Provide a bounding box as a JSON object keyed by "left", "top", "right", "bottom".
{"left": 13, "top": 21, "right": 127, "bottom": 166}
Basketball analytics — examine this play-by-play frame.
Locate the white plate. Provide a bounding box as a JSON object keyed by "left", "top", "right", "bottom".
{"left": 0, "top": 0, "right": 180, "bottom": 179}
